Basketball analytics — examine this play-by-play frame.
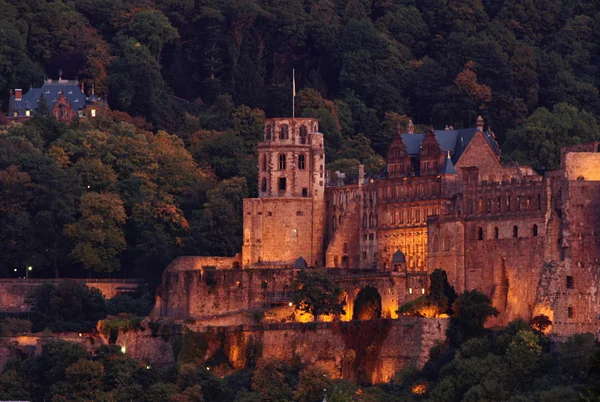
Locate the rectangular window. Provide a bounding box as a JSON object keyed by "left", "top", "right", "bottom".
{"left": 568, "top": 307, "right": 573, "bottom": 318}
{"left": 278, "top": 177, "right": 286, "bottom": 192}
{"left": 302, "top": 188, "right": 308, "bottom": 197}
{"left": 566, "top": 276, "right": 574, "bottom": 289}
{"left": 90, "top": 109, "right": 96, "bottom": 117}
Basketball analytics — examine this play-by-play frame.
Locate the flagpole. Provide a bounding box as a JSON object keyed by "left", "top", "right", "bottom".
{"left": 292, "top": 69, "right": 295, "bottom": 118}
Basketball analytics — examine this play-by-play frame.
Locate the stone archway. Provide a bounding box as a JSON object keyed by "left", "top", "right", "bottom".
{"left": 352, "top": 286, "right": 382, "bottom": 321}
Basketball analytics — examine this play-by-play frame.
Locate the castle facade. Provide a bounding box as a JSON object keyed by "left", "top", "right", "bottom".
{"left": 159, "top": 116, "right": 600, "bottom": 338}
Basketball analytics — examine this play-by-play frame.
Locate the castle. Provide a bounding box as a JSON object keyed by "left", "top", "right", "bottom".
{"left": 157, "top": 116, "right": 600, "bottom": 338}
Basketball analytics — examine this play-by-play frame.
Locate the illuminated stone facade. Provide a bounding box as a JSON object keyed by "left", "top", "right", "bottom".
{"left": 159, "top": 115, "right": 600, "bottom": 338}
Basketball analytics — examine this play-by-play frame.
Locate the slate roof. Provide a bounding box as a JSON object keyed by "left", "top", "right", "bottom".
{"left": 8, "top": 80, "right": 95, "bottom": 117}
{"left": 377, "top": 127, "right": 499, "bottom": 180}
{"left": 392, "top": 249, "right": 406, "bottom": 264}
{"left": 440, "top": 153, "right": 458, "bottom": 175}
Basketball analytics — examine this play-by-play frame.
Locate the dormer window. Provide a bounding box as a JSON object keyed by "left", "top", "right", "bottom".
{"left": 45, "top": 90, "right": 50, "bottom": 94}
{"left": 25, "top": 110, "right": 30, "bottom": 117}
{"left": 74, "top": 99, "right": 79, "bottom": 103}
{"left": 68, "top": 90, "right": 73, "bottom": 94}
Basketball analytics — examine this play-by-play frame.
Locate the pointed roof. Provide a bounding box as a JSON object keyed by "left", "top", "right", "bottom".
{"left": 440, "top": 152, "right": 458, "bottom": 175}
{"left": 391, "top": 249, "right": 406, "bottom": 264}
{"left": 294, "top": 256, "right": 308, "bottom": 269}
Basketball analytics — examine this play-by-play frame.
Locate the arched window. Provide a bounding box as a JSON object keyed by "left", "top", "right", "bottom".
{"left": 298, "top": 154, "right": 305, "bottom": 170}
{"left": 346, "top": 191, "right": 350, "bottom": 204}
{"left": 533, "top": 224, "right": 538, "bottom": 237}
{"left": 262, "top": 154, "right": 267, "bottom": 172}
{"left": 300, "top": 125, "right": 307, "bottom": 143}
{"left": 432, "top": 235, "right": 439, "bottom": 252}
{"left": 332, "top": 217, "right": 337, "bottom": 231}
{"left": 280, "top": 124, "right": 289, "bottom": 140}
{"left": 363, "top": 214, "right": 367, "bottom": 229}
{"left": 266, "top": 125, "right": 273, "bottom": 140}
{"left": 261, "top": 178, "right": 267, "bottom": 192}
{"left": 495, "top": 227, "right": 499, "bottom": 239}
{"left": 279, "top": 154, "right": 286, "bottom": 170}
{"left": 478, "top": 227, "right": 484, "bottom": 240}
{"left": 478, "top": 199, "right": 484, "bottom": 213}
{"left": 443, "top": 236, "right": 450, "bottom": 251}
{"left": 369, "top": 213, "right": 374, "bottom": 228}
{"left": 339, "top": 193, "right": 344, "bottom": 206}
{"left": 513, "top": 226, "right": 518, "bottom": 238}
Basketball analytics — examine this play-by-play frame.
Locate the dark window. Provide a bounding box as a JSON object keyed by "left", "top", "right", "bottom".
{"left": 266, "top": 125, "right": 272, "bottom": 140}
{"left": 280, "top": 124, "right": 289, "bottom": 140}
{"left": 261, "top": 178, "right": 267, "bottom": 192}
{"left": 300, "top": 125, "right": 307, "bottom": 143}
{"left": 279, "top": 154, "right": 286, "bottom": 170}
{"left": 567, "top": 276, "right": 574, "bottom": 289}
{"left": 298, "top": 154, "right": 305, "bottom": 170}
{"left": 495, "top": 227, "right": 499, "bottom": 239}
{"left": 302, "top": 188, "right": 308, "bottom": 197}
{"left": 538, "top": 194, "right": 542, "bottom": 210}
{"left": 278, "top": 177, "right": 286, "bottom": 192}
{"left": 513, "top": 226, "right": 518, "bottom": 238}
{"left": 568, "top": 307, "right": 573, "bottom": 318}
{"left": 533, "top": 224, "right": 538, "bottom": 237}
{"left": 478, "top": 228, "right": 484, "bottom": 240}
{"left": 262, "top": 155, "right": 267, "bottom": 171}
{"left": 363, "top": 214, "right": 367, "bottom": 228}
{"left": 343, "top": 243, "right": 348, "bottom": 253}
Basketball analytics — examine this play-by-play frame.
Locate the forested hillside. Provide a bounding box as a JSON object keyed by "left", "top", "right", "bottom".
{"left": 2, "top": 0, "right": 600, "bottom": 281}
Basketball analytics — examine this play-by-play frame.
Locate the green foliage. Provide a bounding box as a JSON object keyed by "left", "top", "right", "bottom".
{"left": 293, "top": 365, "right": 331, "bottom": 402}
{"left": 292, "top": 269, "right": 346, "bottom": 321}
{"left": 179, "top": 329, "right": 209, "bottom": 365}
{"left": 26, "top": 280, "right": 107, "bottom": 332}
{"left": 448, "top": 290, "right": 499, "bottom": 345}
{"left": 0, "top": 317, "right": 32, "bottom": 336}
{"left": 251, "top": 358, "right": 293, "bottom": 402}
{"left": 397, "top": 269, "right": 455, "bottom": 318}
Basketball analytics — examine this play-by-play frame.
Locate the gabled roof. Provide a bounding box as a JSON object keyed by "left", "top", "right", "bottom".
{"left": 440, "top": 153, "right": 458, "bottom": 175}
{"left": 399, "top": 127, "right": 499, "bottom": 164}
{"left": 9, "top": 80, "right": 91, "bottom": 117}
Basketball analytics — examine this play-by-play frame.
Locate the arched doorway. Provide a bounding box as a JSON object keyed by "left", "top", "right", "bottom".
{"left": 352, "top": 286, "right": 382, "bottom": 320}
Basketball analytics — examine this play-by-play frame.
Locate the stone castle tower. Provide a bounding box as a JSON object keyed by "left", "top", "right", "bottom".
{"left": 242, "top": 118, "right": 326, "bottom": 267}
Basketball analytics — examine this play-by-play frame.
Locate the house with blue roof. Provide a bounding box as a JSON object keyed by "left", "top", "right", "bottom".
{"left": 7, "top": 78, "right": 103, "bottom": 124}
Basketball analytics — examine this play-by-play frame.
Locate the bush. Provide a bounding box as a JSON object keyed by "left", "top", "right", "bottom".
{"left": 0, "top": 318, "right": 32, "bottom": 336}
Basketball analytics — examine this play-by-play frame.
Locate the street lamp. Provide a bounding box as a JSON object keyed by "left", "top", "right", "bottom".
{"left": 26, "top": 266, "right": 32, "bottom": 280}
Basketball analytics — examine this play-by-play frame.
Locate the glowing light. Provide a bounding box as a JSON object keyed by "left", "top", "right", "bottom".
{"left": 28, "top": 266, "right": 32, "bottom": 271}
{"left": 409, "top": 288, "right": 413, "bottom": 294}
{"left": 120, "top": 345, "right": 126, "bottom": 354}
{"left": 78, "top": 333, "right": 82, "bottom": 337}
{"left": 13, "top": 269, "right": 17, "bottom": 272}
{"left": 421, "top": 288, "right": 425, "bottom": 294}
{"left": 288, "top": 302, "right": 293, "bottom": 307}
{"left": 411, "top": 382, "right": 427, "bottom": 395}
{"left": 206, "top": 366, "right": 210, "bottom": 371}
{"left": 146, "top": 365, "right": 151, "bottom": 370}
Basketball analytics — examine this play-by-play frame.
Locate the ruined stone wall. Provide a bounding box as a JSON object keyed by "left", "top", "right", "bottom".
{"left": 242, "top": 198, "right": 324, "bottom": 267}
{"left": 326, "top": 190, "right": 361, "bottom": 268}
{"left": 0, "top": 279, "right": 143, "bottom": 313}
{"left": 428, "top": 219, "right": 466, "bottom": 292}
{"left": 564, "top": 153, "right": 600, "bottom": 181}
{"left": 551, "top": 178, "right": 600, "bottom": 336}
{"left": 201, "top": 318, "right": 448, "bottom": 384}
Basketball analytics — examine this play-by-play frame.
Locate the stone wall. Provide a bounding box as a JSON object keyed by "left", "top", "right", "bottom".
{"left": 0, "top": 279, "right": 143, "bottom": 314}
{"left": 200, "top": 318, "right": 448, "bottom": 384}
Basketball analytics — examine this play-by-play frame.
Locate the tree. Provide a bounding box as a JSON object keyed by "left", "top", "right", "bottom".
{"left": 50, "top": 359, "right": 106, "bottom": 402}
{"left": 26, "top": 280, "right": 107, "bottom": 332}
{"left": 36, "top": 93, "right": 51, "bottom": 116}
{"left": 503, "top": 103, "right": 600, "bottom": 172}
{"left": 292, "top": 269, "right": 346, "bottom": 321}
{"left": 64, "top": 192, "right": 127, "bottom": 273}
{"left": 251, "top": 358, "right": 293, "bottom": 402}
{"left": 294, "top": 365, "right": 331, "bottom": 402}
{"left": 449, "top": 290, "right": 499, "bottom": 345}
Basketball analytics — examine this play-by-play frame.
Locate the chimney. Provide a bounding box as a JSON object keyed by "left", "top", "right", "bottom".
{"left": 407, "top": 119, "right": 414, "bottom": 134}
{"left": 476, "top": 115, "right": 484, "bottom": 132}
{"left": 15, "top": 89, "right": 22, "bottom": 101}
{"left": 81, "top": 82, "right": 84, "bottom": 93}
